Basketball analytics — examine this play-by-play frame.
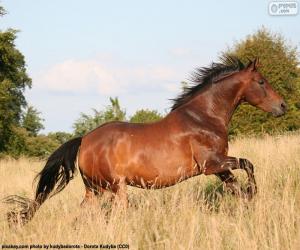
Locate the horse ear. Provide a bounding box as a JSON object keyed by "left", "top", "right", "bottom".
{"left": 245, "top": 58, "right": 252, "bottom": 69}
{"left": 254, "top": 57, "right": 260, "bottom": 69}
{"left": 246, "top": 58, "right": 257, "bottom": 71}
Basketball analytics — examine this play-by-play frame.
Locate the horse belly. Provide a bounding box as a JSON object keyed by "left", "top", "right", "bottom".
{"left": 113, "top": 141, "right": 196, "bottom": 188}
{"left": 80, "top": 122, "right": 197, "bottom": 189}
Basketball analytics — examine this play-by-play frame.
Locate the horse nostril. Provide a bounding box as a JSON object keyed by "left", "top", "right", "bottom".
{"left": 280, "top": 102, "right": 287, "bottom": 111}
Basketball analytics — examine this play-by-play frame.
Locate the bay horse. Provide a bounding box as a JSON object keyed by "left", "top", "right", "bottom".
{"left": 4, "top": 56, "right": 287, "bottom": 225}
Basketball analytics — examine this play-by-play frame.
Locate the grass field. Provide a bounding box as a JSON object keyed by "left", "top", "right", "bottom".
{"left": 0, "top": 133, "right": 300, "bottom": 250}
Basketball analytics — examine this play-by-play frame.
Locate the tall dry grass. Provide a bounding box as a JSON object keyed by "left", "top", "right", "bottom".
{"left": 0, "top": 133, "right": 299, "bottom": 249}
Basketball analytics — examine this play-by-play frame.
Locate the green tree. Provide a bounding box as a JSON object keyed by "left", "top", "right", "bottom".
{"left": 25, "top": 135, "right": 59, "bottom": 158}
{"left": 0, "top": 6, "right": 6, "bottom": 16}
{"left": 5, "top": 126, "right": 59, "bottom": 158}
{"left": 22, "top": 106, "right": 44, "bottom": 136}
{"left": 130, "top": 109, "right": 163, "bottom": 123}
{"left": 5, "top": 126, "right": 29, "bottom": 158}
{"left": 0, "top": 8, "right": 32, "bottom": 152}
{"left": 181, "top": 81, "right": 189, "bottom": 91}
{"left": 103, "top": 97, "right": 126, "bottom": 122}
{"left": 73, "top": 109, "right": 103, "bottom": 136}
{"left": 73, "top": 97, "right": 126, "bottom": 136}
{"left": 47, "top": 131, "right": 73, "bottom": 144}
{"left": 0, "top": 5, "right": 63, "bottom": 159}
{"left": 225, "top": 27, "right": 300, "bottom": 136}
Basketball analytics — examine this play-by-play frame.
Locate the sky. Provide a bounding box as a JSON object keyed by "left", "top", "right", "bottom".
{"left": 0, "top": 0, "right": 299, "bottom": 133}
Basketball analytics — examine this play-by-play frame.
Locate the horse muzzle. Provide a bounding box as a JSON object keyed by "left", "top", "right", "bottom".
{"left": 271, "top": 101, "right": 287, "bottom": 117}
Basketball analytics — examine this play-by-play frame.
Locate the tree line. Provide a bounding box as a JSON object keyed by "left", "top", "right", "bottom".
{"left": 0, "top": 6, "right": 299, "bottom": 158}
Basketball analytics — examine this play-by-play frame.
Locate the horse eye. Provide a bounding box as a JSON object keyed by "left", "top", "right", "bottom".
{"left": 258, "top": 79, "right": 264, "bottom": 85}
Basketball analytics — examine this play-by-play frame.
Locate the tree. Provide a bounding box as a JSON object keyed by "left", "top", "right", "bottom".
{"left": 181, "top": 81, "right": 189, "bottom": 91}
{"left": 0, "top": 6, "right": 6, "bottom": 16}
{"left": 25, "top": 135, "right": 59, "bottom": 158}
{"left": 103, "top": 97, "right": 126, "bottom": 122}
{"left": 47, "top": 131, "right": 73, "bottom": 144}
{"left": 73, "top": 97, "right": 126, "bottom": 136}
{"left": 225, "top": 27, "right": 300, "bottom": 136}
{"left": 5, "top": 126, "right": 59, "bottom": 158}
{"left": 130, "top": 109, "right": 163, "bottom": 123}
{"left": 0, "top": 8, "right": 32, "bottom": 152}
{"left": 0, "top": 5, "right": 64, "bottom": 159}
{"left": 73, "top": 109, "right": 103, "bottom": 137}
{"left": 22, "top": 106, "right": 44, "bottom": 136}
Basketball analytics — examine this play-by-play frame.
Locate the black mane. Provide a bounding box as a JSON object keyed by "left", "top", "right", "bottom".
{"left": 171, "top": 55, "right": 245, "bottom": 111}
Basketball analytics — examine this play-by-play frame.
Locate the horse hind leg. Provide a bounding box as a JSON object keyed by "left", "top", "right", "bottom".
{"left": 79, "top": 169, "right": 103, "bottom": 207}
{"left": 81, "top": 187, "right": 102, "bottom": 207}
{"left": 79, "top": 167, "right": 128, "bottom": 209}
{"left": 110, "top": 177, "right": 128, "bottom": 208}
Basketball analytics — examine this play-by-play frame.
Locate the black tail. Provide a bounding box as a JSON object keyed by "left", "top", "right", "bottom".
{"left": 3, "top": 137, "right": 82, "bottom": 225}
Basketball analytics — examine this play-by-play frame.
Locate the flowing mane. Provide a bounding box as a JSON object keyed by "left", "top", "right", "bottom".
{"left": 171, "top": 55, "right": 246, "bottom": 111}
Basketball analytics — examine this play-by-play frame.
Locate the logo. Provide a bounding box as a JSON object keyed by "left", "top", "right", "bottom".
{"left": 269, "top": 1, "right": 298, "bottom": 15}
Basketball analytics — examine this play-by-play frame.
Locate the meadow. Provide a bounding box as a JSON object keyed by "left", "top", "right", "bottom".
{"left": 0, "top": 133, "right": 299, "bottom": 250}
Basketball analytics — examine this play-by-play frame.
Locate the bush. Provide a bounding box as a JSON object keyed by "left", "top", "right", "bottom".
{"left": 5, "top": 127, "right": 59, "bottom": 159}
{"left": 130, "top": 109, "right": 163, "bottom": 123}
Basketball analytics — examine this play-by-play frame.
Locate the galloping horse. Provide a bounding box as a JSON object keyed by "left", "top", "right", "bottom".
{"left": 5, "top": 56, "right": 287, "bottom": 224}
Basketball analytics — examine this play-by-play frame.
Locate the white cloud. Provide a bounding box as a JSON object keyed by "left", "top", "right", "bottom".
{"left": 34, "top": 58, "right": 183, "bottom": 95}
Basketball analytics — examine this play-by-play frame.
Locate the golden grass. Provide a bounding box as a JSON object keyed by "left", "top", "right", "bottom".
{"left": 0, "top": 133, "right": 300, "bottom": 249}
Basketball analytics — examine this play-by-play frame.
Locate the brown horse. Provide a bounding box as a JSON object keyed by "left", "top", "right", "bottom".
{"left": 4, "top": 56, "right": 287, "bottom": 224}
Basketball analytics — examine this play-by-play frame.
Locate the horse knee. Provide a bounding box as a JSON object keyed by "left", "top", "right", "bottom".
{"left": 239, "top": 158, "right": 254, "bottom": 172}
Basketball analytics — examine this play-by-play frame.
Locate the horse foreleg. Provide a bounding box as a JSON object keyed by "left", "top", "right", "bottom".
{"left": 215, "top": 171, "right": 242, "bottom": 196}
{"left": 203, "top": 157, "right": 257, "bottom": 199}
{"left": 238, "top": 158, "right": 257, "bottom": 197}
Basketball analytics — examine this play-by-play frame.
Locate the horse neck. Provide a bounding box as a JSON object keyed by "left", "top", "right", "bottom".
{"left": 182, "top": 76, "right": 244, "bottom": 129}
